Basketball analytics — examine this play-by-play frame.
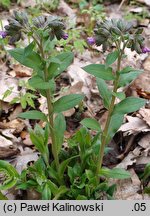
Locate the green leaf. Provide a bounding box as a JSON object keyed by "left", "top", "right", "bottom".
{"left": 42, "top": 183, "right": 51, "bottom": 200}
{"left": 24, "top": 41, "right": 35, "bottom": 57}
{"left": 29, "top": 76, "right": 55, "bottom": 91}
{"left": 54, "top": 113, "right": 66, "bottom": 153}
{"left": 0, "top": 191, "right": 8, "bottom": 200}
{"left": 119, "top": 66, "right": 143, "bottom": 74}
{"left": 48, "top": 52, "right": 74, "bottom": 79}
{"left": 113, "top": 97, "right": 146, "bottom": 115}
{"left": 99, "top": 168, "right": 131, "bottom": 179}
{"left": 47, "top": 180, "right": 58, "bottom": 196}
{"left": 141, "top": 163, "right": 150, "bottom": 181}
{"left": 53, "top": 94, "right": 84, "bottom": 113}
{"left": 82, "top": 64, "right": 114, "bottom": 80}
{"left": 0, "top": 160, "right": 19, "bottom": 190}
{"left": 106, "top": 114, "right": 124, "bottom": 144}
{"left": 18, "top": 110, "right": 47, "bottom": 121}
{"left": 96, "top": 78, "right": 112, "bottom": 109}
{"left": 8, "top": 48, "right": 43, "bottom": 71}
{"left": 112, "top": 92, "right": 126, "bottom": 100}
{"left": 29, "top": 130, "right": 45, "bottom": 154}
{"left": 118, "top": 70, "right": 143, "bottom": 87}
{"left": 20, "top": 96, "right": 27, "bottom": 109}
{"left": 80, "top": 118, "right": 101, "bottom": 132}
{"left": 106, "top": 50, "right": 119, "bottom": 67}
{"left": 76, "top": 195, "right": 87, "bottom": 200}
{"left": 58, "top": 155, "right": 79, "bottom": 180}
{"left": 53, "top": 186, "right": 68, "bottom": 200}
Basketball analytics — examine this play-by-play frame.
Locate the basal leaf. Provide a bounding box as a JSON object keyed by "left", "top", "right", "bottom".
{"left": 54, "top": 113, "right": 66, "bottom": 153}
{"left": 42, "top": 183, "right": 51, "bottom": 200}
{"left": 53, "top": 94, "right": 84, "bottom": 113}
{"left": 0, "top": 160, "right": 19, "bottom": 190}
{"left": 18, "top": 110, "right": 47, "bottom": 121}
{"left": 80, "top": 118, "right": 101, "bottom": 132}
{"left": 99, "top": 167, "right": 131, "bottom": 179}
{"left": 82, "top": 64, "right": 114, "bottom": 80}
{"left": 96, "top": 78, "right": 112, "bottom": 109}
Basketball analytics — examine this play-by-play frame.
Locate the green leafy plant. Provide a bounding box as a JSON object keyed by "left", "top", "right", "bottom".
{"left": 0, "top": 0, "right": 11, "bottom": 9}
{"left": 0, "top": 14, "right": 148, "bottom": 200}
{"left": 2, "top": 81, "right": 37, "bottom": 109}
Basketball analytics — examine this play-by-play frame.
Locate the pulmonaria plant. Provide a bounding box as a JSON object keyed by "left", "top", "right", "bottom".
{"left": 0, "top": 16, "right": 147, "bottom": 200}
{"left": 83, "top": 19, "right": 146, "bottom": 178}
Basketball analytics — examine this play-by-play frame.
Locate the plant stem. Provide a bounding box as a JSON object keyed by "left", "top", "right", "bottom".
{"left": 34, "top": 35, "right": 59, "bottom": 170}
{"left": 96, "top": 52, "right": 122, "bottom": 181}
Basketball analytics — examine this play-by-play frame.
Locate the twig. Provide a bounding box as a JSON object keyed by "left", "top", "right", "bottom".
{"left": 118, "top": 0, "right": 127, "bottom": 11}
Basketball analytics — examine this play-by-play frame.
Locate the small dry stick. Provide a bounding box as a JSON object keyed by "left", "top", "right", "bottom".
{"left": 118, "top": 0, "right": 127, "bottom": 11}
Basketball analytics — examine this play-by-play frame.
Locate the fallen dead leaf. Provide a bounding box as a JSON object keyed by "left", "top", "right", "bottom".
{"left": 119, "top": 116, "right": 150, "bottom": 135}
{"left": 0, "top": 135, "right": 19, "bottom": 159}
{"left": 137, "top": 0, "right": 150, "bottom": 6}
{"left": 138, "top": 132, "right": 150, "bottom": 149}
{"left": 110, "top": 169, "right": 143, "bottom": 200}
{"left": 8, "top": 105, "right": 23, "bottom": 121}
{"left": 138, "top": 108, "right": 150, "bottom": 126}
{"left": 13, "top": 147, "right": 39, "bottom": 174}
{"left": 9, "top": 64, "right": 32, "bottom": 78}
{"left": 0, "top": 119, "right": 25, "bottom": 134}
{"left": 0, "top": 74, "right": 19, "bottom": 103}
{"left": 21, "top": 132, "right": 33, "bottom": 146}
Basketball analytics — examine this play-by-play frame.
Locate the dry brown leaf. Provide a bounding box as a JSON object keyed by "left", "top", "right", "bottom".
{"left": 8, "top": 105, "right": 22, "bottom": 121}
{"left": 22, "top": 133, "right": 33, "bottom": 146}
{"left": 9, "top": 64, "right": 32, "bottom": 78}
{"left": 119, "top": 116, "right": 150, "bottom": 135}
{"left": 0, "top": 119, "right": 25, "bottom": 134}
{"left": 58, "top": 0, "right": 76, "bottom": 21}
{"left": 137, "top": 0, "right": 150, "bottom": 6}
{"left": 0, "top": 135, "right": 19, "bottom": 159}
{"left": 13, "top": 147, "right": 39, "bottom": 174}
{"left": 0, "top": 101, "right": 12, "bottom": 114}
{"left": 0, "top": 74, "right": 19, "bottom": 102}
{"left": 138, "top": 133, "right": 150, "bottom": 149}
{"left": 116, "top": 152, "right": 137, "bottom": 169}
{"left": 110, "top": 169, "right": 142, "bottom": 200}
{"left": 138, "top": 108, "right": 150, "bottom": 126}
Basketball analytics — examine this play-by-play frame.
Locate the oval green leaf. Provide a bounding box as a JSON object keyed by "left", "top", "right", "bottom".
{"left": 80, "top": 118, "right": 101, "bottom": 132}
{"left": 18, "top": 110, "right": 47, "bottom": 121}
{"left": 113, "top": 97, "right": 146, "bottom": 115}
{"left": 53, "top": 94, "right": 84, "bottom": 113}
{"left": 82, "top": 64, "right": 114, "bottom": 80}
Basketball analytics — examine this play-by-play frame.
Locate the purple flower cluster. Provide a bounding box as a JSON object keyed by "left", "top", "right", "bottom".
{"left": 87, "top": 37, "right": 96, "bottom": 45}
{"left": 142, "top": 47, "right": 150, "bottom": 54}
{"left": 0, "top": 31, "right": 7, "bottom": 38}
{"left": 62, "top": 33, "right": 68, "bottom": 40}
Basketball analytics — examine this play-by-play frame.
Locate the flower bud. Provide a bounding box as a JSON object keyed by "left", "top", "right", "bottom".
{"left": 62, "top": 33, "right": 68, "bottom": 40}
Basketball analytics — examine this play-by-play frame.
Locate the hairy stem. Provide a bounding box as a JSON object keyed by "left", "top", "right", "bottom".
{"left": 96, "top": 50, "right": 123, "bottom": 182}
{"left": 34, "top": 35, "right": 59, "bottom": 169}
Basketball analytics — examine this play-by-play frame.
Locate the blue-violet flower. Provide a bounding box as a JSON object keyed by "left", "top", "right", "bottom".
{"left": 142, "top": 47, "right": 150, "bottom": 53}
{"left": 87, "top": 37, "right": 96, "bottom": 45}
{"left": 0, "top": 31, "right": 7, "bottom": 38}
